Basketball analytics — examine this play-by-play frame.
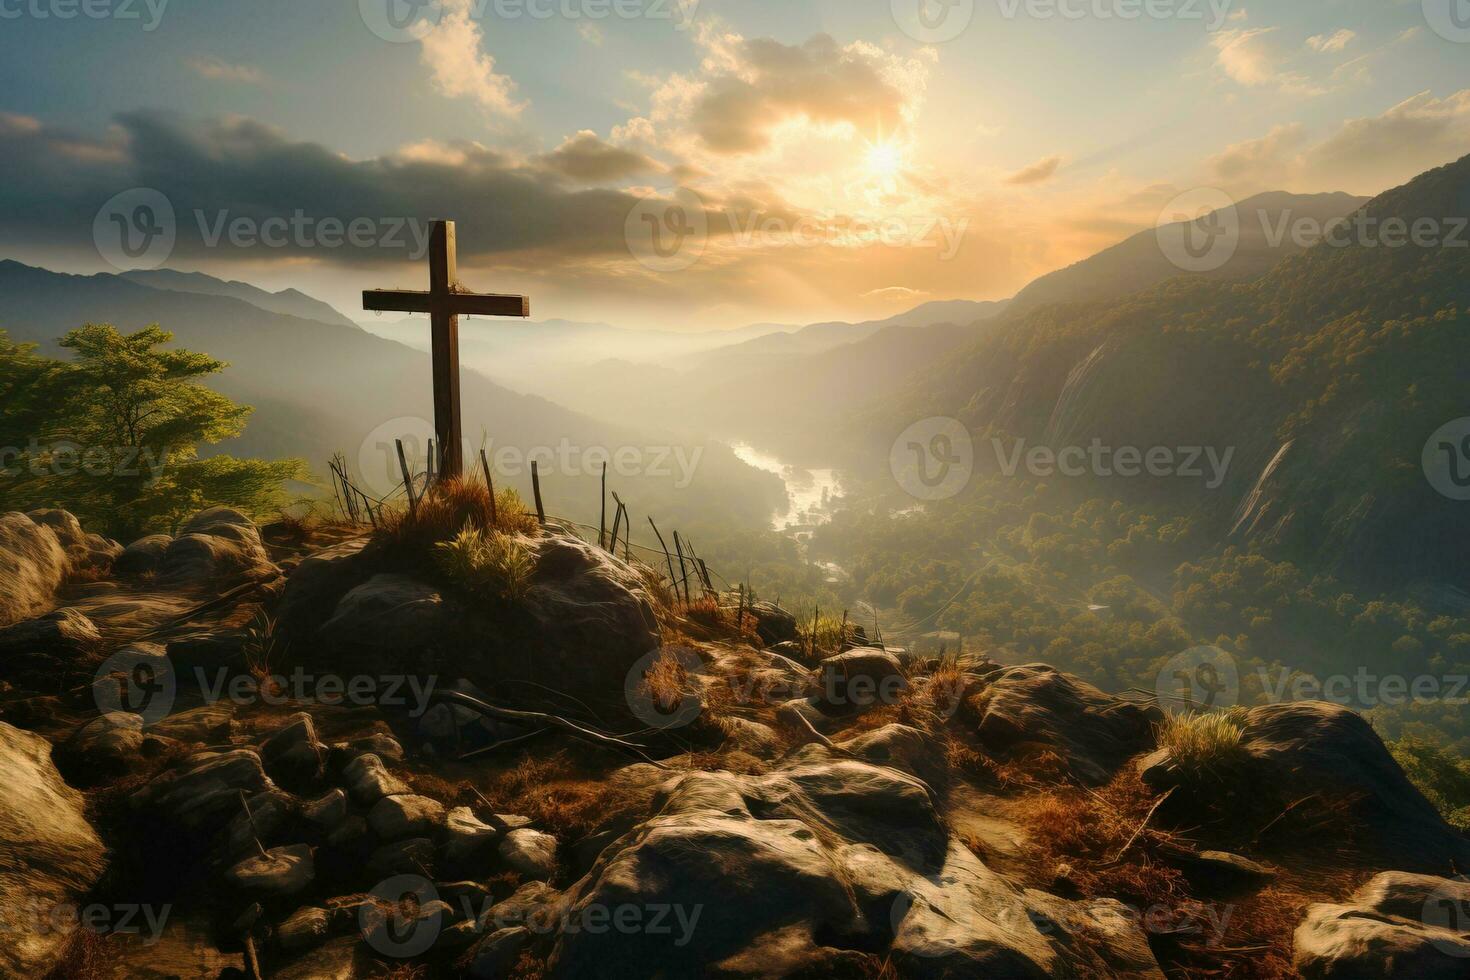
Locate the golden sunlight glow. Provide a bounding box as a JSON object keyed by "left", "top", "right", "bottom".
{"left": 865, "top": 140, "right": 904, "bottom": 178}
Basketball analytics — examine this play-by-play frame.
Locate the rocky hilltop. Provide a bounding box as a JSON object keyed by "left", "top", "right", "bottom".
{"left": 1, "top": 489, "right": 1467, "bottom": 979}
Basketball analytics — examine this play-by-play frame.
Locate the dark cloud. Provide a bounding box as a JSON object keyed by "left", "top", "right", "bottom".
{"left": 536, "top": 131, "right": 660, "bottom": 182}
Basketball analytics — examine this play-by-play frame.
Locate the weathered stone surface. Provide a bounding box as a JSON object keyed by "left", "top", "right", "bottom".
{"left": 812, "top": 648, "right": 907, "bottom": 711}
{"left": 225, "top": 843, "right": 315, "bottom": 895}
{"left": 304, "top": 789, "right": 350, "bottom": 830}
{"left": 156, "top": 507, "right": 277, "bottom": 587}
{"left": 499, "top": 828, "right": 559, "bottom": 881}
{"left": 273, "top": 935, "right": 364, "bottom": 980}
{"left": 0, "top": 511, "right": 68, "bottom": 628}
{"left": 114, "top": 533, "right": 173, "bottom": 579}
{"left": 969, "top": 664, "right": 1161, "bottom": 785}
{"left": 1148, "top": 701, "right": 1470, "bottom": 875}
{"left": 469, "top": 927, "right": 532, "bottom": 979}
{"left": 61, "top": 711, "right": 170, "bottom": 779}
{"left": 838, "top": 724, "right": 947, "bottom": 787}
{"left": 319, "top": 574, "right": 449, "bottom": 660}
{"left": 344, "top": 753, "right": 409, "bottom": 806}
{"left": 0, "top": 721, "right": 107, "bottom": 978}
{"left": 132, "top": 749, "right": 273, "bottom": 834}
{"left": 1294, "top": 872, "right": 1470, "bottom": 977}
{"left": 444, "top": 806, "right": 502, "bottom": 869}
{"left": 277, "top": 906, "right": 332, "bottom": 951}
{"left": 368, "top": 794, "right": 446, "bottom": 841}
{"left": 0, "top": 606, "right": 102, "bottom": 658}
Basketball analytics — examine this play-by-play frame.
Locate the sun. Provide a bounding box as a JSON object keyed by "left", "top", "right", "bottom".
{"left": 864, "top": 140, "right": 904, "bottom": 178}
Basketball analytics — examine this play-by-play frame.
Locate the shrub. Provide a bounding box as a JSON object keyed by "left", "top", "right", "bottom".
{"left": 434, "top": 524, "right": 536, "bottom": 604}
{"left": 1390, "top": 735, "right": 1470, "bottom": 832}
{"left": 1157, "top": 709, "right": 1249, "bottom": 775}
{"left": 382, "top": 477, "right": 539, "bottom": 554}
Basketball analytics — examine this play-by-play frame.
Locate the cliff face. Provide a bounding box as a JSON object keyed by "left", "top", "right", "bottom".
{"left": 2, "top": 505, "right": 1467, "bottom": 979}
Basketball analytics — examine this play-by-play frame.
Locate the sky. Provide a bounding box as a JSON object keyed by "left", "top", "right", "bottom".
{"left": 2, "top": 0, "right": 1469, "bottom": 330}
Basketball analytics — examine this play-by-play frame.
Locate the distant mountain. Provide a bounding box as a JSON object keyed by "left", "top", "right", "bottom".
{"left": 0, "top": 261, "right": 783, "bottom": 528}
{"left": 1009, "top": 191, "right": 1368, "bottom": 312}
{"left": 866, "top": 157, "right": 1470, "bottom": 589}
{"left": 121, "top": 269, "right": 362, "bottom": 329}
{"left": 677, "top": 299, "right": 1010, "bottom": 372}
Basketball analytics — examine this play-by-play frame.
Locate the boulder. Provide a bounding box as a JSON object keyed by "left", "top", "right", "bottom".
{"left": 304, "top": 790, "right": 350, "bottom": 830}
{"left": 131, "top": 749, "right": 274, "bottom": 835}
{"left": 444, "top": 806, "right": 502, "bottom": 870}
{"left": 156, "top": 507, "right": 277, "bottom": 587}
{"left": 0, "top": 721, "right": 108, "bottom": 977}
{"left": 0, "top": 512, "right": 68, "bottom": 627}
{"left": 469, "top": 926, "right": 532, "bottom": 979}
{"left": 368, "top": 794, "right": 446, "bottom": 841}
{"left": 968, "top": 664, "right": 1161, "bottom": 785}
{"left": 318, "top": 574, "right": 450, "bottom": 668}
{"left": 60, "top": 711, "right": 171, "bottom": 779}
{"left": 261, "top": 713, "right": 328, "bottom": 788}
{"left": 720, "top": 594, "right": 798, "bottom": 646}
{"left": 499, "top": 828, "right": 559, "bottom": 881}
{"left": 224, "top": 844, "right": 315, "bottom": 896}
{"left": 1294, "top": 872, "right": 1470, "bottom": 977}
{"left": 0, "top": 606, "right": 102, "bottom": 659}
{"left": 1148, "top": 702, "right": 1470, "bottom": 875}
{"left": 812, "top": 648, "right": 907, "bottom": 712}
{"left": 276, "top": 906, "right": 332, "bottom": 951}
{"left": 343, "top": 753, "right": 409, "bottom": 806}
{"left": 114, "top": 533, "right": 172, "bottom": 578}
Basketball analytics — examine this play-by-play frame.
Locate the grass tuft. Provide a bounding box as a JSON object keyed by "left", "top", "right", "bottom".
{"left": 434, "top": 524, "right": 536, "bottom": 604}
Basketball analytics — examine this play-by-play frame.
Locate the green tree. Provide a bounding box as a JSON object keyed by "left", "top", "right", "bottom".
{"left": 0, "top": 324, "right": 304, "bottom": 539}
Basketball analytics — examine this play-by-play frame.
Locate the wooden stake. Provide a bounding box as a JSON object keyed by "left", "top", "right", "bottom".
{"left": 609, "top": 499, "right": 624, "bottom": 555}
{"left": 599, "top": 462, "right": 608, "bottom": 550}
{"left": 479, "top": 449, "right": 498, "bottom": 526}
{"left": 531, "top": 460, "right": 546, "bottom": 524}
{"left": 395, "top": 439, "right": 418, "bottom": 516}
{"left": 673, "top": 532, "right": 691, "bottom": 605}
{"left": 427, "top": 439, "right": 436, "bottom": 487}
{"left": 648, "top": 518, "right": 678, "bottom": 596}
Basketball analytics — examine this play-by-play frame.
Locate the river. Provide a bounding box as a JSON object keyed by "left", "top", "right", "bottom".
{"left": 731, "top": 442, "right": 843, "bottom": 532}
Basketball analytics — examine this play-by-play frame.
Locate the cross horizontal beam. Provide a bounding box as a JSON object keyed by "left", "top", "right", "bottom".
{"left": 363, "top": 289, "right": 530, "bottom": 318}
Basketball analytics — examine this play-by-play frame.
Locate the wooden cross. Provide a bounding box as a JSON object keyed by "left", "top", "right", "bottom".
{"left": 363, "top": 220, "right": 529, "bottom": 479}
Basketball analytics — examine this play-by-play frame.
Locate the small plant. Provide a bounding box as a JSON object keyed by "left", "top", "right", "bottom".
{"left": 242, "top": 610, "right": 283, "bottom": 696}
{"left": 1157, "top": 709, "right": 1250, "bottom": 775}
{"left": 434, "top": 524, "right": 536, "bottom": 604}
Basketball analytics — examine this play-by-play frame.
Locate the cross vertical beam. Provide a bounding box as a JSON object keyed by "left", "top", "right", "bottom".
{"left": 429, "top": 221, "right": 463, "bottom": 479}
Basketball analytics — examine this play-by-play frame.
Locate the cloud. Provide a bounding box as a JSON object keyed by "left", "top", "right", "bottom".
{"left": 537, "top": 131, "right": 661, "bottom": 182}
{"left": 578, "top": 22, "right": 605, "bottom": 46}
{"left": 1005, "top": 155, "right": 1063, "bottom": 185}
{"left": 683, "top": 32, "right": 923, "bottom": 154}
{"left": 419, "top": 0, "right": 524, "bottom": 120}
{"left": 1211, "top": 28, "right": 1321, "bottom": 95}
{"left": 185, "top": 56, "right": 266, "bottom": 85}
{"left": 1209, "top": 123, "right": 1305, "bottom": 183}
{"left": 861, "top": 285, "right": 929, "bottom": 301}
{"left": 1306, "top": 29, "right": 1355, "bottom": 54}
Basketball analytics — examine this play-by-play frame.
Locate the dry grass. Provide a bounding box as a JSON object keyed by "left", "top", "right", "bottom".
{"left": 434, "top": 525, "right": 536, "bottom": 603}
{"left": 1157, "top": 709, "right": 1250, "bottom": 776}
{"left": 379, "top": 477, "right": 538, "bottom": 555}
{"left": 641, "top": 648, "right": 692, "bottom": 716}
{"left": 484, "top": 753, "right": 646, "bottom": 842}
{"left": 43, "top": 927, "right": 108, "bottom": 980}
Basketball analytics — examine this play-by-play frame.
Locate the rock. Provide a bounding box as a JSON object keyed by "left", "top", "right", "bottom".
{"left": 304, "top": 789, "right": 350, "bottom": 830}
{"left": 64, "top": 711, "right": 149, "bottom": 774}
{"left": 348, "top": 732, "right": 404, "bottom": 762}
{"left": 103, "top": 912, "right": 245, "bottom": 979}
{"left": 273, "top": 935, "right": 364, "bottom": 980}
{"left": 343, "top": 753, "right": 409, "bottom": 806}
{"left": 276, "top": 538, "right": 372, "bottom": 637}
{"left": 319, "top": 574, "right": 449, "bottom": 663}
{"left": 812, "top": 648, "right": 907, "bottom": 711}
{"left": 145, "top": 701, "right": 234, "bottom": 743}
{"left": 277, "top": 906, "right": 332, "bottom": 951}
{"left": 969, "top": 664, "right": 1162, "bottom": 785}
{"left": 156, "top": 507, "right": 277, "bottom": 587}
{"left": 478, "top": 881, "right": 565, "bottom": 932}
{"left": 261, "top": 713, "right": 328, "bottom": 787}
{"left": 1167, "top": 849, "right": 1276, "bottom": 894}
{"left": 469, "top": 926, "right": 532, "bottom": 979}
{"left": 499, "top": 828, "right": 559, "bottom": 881}
{"left": 0, "top": 511, "right": 68, "bottom": 627}
{"left": 1294, "top": 872, "right": 1470, "bottom": 977}
{"left": 366, "top": 838, "right": 437, "bottom": 879}
{"left": 721, "top": 594, "right": 798, "bottom": 646}
{"left": 132, "top": 749, "right": 274, "bottom": 835}
{"left": 368, "top": 794, "right": 447, "bottom": 840}
{"left": 90, "top": 641, "right": 171, "bottom": 718}
{"left": 224, "top": 843, "right": 315, "bottom": 896}
{"left": 326, "top": 816, "right": 370, "bottom": 853}
{"left": 215, "top": 790, "right": 295, "bottom": 861}
{"left": 837, "top": 724, "right": 948, "bottom": 787}
{"left": 0, "top": 606, "right": 102, "bottom": 658}
{"left": 0, "top": 721, "right": 107, "bottom": 977}
{"left": 444, "top": 807, "right": 502, "bottom": 869}
{"left": 1150, "top": 701, "right": 1470, "bottom": 874}
{"left": 114, "top": 533, "right": 172, "bottom": 578}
